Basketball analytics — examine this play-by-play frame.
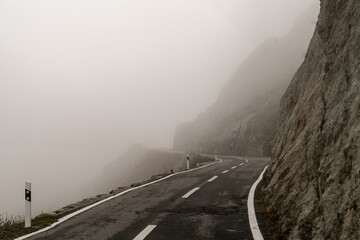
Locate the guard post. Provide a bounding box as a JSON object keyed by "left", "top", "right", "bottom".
{"left": 186, "top": 154, "right": 190, "bottom": 170}
{"left": 25, "top": 181, "right": 31, "bottom": 228}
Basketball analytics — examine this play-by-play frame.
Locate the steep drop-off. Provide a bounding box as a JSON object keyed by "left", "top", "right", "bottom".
{"left": 262, "top": 0, "right": 360, "bottom": 239}
{"left": 174, "top": 7, "right": 318, "bottom": 157}
{"left": 89, "top": 144, "right": 185, "bottom": 194}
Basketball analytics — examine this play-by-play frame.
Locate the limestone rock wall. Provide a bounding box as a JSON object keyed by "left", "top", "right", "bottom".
{"left": 262, "top": 0, "right": 360, "bottom": 239}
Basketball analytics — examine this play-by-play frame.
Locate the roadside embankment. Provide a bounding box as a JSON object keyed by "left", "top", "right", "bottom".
{"left": 1, "top": 154, "right": 214, "bottom": 240}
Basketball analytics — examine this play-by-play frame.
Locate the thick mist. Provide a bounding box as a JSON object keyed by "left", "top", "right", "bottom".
{"left": 1, "top": 0, "right": 317, "bottom": 216}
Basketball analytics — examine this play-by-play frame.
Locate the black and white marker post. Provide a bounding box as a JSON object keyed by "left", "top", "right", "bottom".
{"left": 25, "top": 181, "right": 31, "bottom": 228}
{"left": 186, "top": 154, "right": 190, "bottom": 170}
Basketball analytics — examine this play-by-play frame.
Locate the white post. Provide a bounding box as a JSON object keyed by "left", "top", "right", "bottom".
{"left": 215, "top": 151, "right": 218, "bottom": 160}
{"left": 25, "top": 181, "right": 31, "bottom": 228}
{"left": 186, "top": 154, "right": 190, "bottom": 170}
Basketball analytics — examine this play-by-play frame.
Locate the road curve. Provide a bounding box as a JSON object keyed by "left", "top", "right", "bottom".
{"left": 27, "top": 156, "right": 269, "bottom": 240}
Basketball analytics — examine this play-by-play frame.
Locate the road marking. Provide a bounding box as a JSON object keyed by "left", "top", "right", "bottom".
{"left": 207, "top": 176, "right": 218, "bottom": 182}
{"left": 247, "top": 165, "right": 268, "bottom": 240}
{"left": 182, "top": 187, "right": 200, "bottom": 198}
{"left": 245, "top": 159, "right": 249, "bottom": 163}
{"left": 231, "top": 166, "right": 237, "bottom": 169}
{"left": 16, "top": 159, "right": 222, "bottom": 240}
{"left": 133, "top": 225, "right": 157, "bottom": 240}
{"left": 222, "top": 170, "right": 229, "bottom": 174}
{"left": 239, "top": 163, "right": 244, "bottom": 166}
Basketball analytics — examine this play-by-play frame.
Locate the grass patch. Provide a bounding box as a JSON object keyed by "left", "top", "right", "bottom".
{"left": 0, "top": 214, "right": 56, "bottom": 240}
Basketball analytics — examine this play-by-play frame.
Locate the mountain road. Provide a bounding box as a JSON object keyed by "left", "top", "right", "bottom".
{"left": 27, "top": 156, "right": 269, "bottom": 240}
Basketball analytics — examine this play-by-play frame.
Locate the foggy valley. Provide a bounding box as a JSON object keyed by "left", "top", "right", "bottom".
{"left": 1, "top": 0, "right": 359, "bottom": 240}
{"left": 1, "top": 0, "right": 316, "bottom": 217}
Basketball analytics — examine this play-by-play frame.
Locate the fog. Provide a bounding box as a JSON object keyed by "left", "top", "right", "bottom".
{"left": 0, "top": 0, "right": 317, "bottom": 216}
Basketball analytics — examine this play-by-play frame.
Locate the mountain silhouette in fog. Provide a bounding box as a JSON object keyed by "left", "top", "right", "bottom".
{"left": 173, "top": 6, "right": 318, "bottom": 157}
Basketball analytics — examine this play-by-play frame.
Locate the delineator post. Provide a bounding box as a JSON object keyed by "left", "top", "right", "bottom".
{"left": 25, "top": 181, "right": 31, "bottom": 228}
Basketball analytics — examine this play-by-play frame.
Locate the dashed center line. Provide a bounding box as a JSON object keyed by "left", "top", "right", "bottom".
{"left": 239, "top": 163, "right": 244, "bottom": 166}
{"left": 133, "top": 225, "right": 157, "bottom": 240}
{"left": 231, "top": 166, "right": 237, "bottom": 169}
{"left": 182, "top": 187, "right": 200, "bottom": 198}
{"left": 207, "top": 176, "right": 218, "bottom": 182}
{"left": 222, "top": 170, "right": 229, "bottom": 174}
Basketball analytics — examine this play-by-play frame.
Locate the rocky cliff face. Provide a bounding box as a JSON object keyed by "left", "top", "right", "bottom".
{"left": 175, "top": 84, "right": 286, "bottom": 156}
{"left": 262, "top": 0, "right": 360, "bottom": 239}
{"left": 173, "top": 7, "right": 318, "bottom": 157}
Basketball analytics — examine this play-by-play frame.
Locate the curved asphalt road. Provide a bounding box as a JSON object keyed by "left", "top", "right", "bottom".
{"left": 28, "top": 156, "right": 269, "bottom": 240}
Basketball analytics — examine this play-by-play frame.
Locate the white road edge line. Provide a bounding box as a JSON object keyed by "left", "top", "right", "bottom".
{"left": 182, "top": 187, "right": 200, "bottom": 198}
{"left": 133, "top": 225, "right": 157, "bottom": 240}
{"left": 207, "top": 176, "right": 218, "bottom": 182}
{"left": 15, "top": 159, "right": 222, "bottom": 240}
{"left": 239, "top": 163, "right": 244, "bottom": 166}
{"left": 247, "top": 165, "right": 268, "bottom": 240}
{"left": 221, "top": 170, "right": 229, "bottom": 174}
{"left": 231, "top": 166, "right": 237, "bottom": 169}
